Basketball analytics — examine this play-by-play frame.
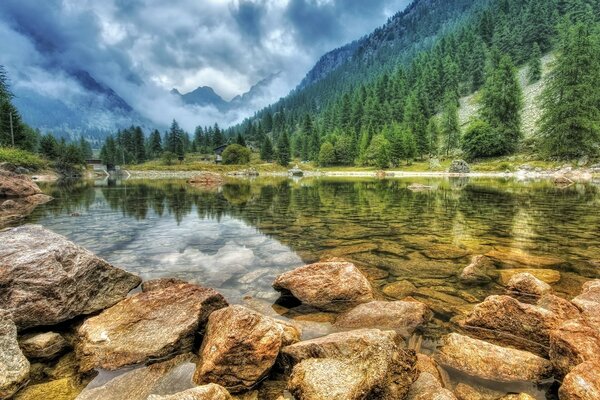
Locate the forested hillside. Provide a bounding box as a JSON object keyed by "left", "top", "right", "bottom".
{"left": 229, "top": 0, "right": 600, "bottom": 167}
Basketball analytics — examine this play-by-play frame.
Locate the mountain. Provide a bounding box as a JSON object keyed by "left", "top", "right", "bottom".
{"left": 171, "top": 72, "right": 282, "bottom": 112}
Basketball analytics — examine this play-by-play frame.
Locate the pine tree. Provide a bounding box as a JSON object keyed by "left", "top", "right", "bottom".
{"left": 148, "top": 129, "right": 162, "bottom": 159}
{"left": 133, "top": 127, "right": 146, "bottom": 163}
{"left": 480, "top": 54, "right": 523, "bottom": 155}
{"left": 538, "top": 22, "right": 600, "bottom": 158}
{"left": 427, "top": 118, "right": 440, "bottom": 157}
{"left": 78, "top": 136, "right": 93, "bottom": 160}
{"left": 403, "top": 91, "right": 428, "bottom": 159}
{"left": 236, "top": 133, "right": 246, "bottom": 147}
{"left": 528, "top": 43, "right": 543, "bottom": 84}
{"left": 277, "top": 130, "right": 291, "bottom": 166}
{"left": 441, "top": 93, "right": 461, "bottom": 156}
{"left": 39, "top": 134, "right": 58, "bottom": 160}
{"left": 260, "top": 136, "right": 274, "bottom": 162}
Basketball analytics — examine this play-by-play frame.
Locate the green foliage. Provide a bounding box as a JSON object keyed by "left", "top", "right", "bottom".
{"left": 362, "top": 134, "right": 391, "bottom": 169}
{"left": 260, "top": 136, "right": 274, "bottom": 162}
{"left": 0, "top": 147, "right": 46, "bottom": 170}
{"left": 161, "top": 151, "right": 176, "bottom": 166}
{"left": 277, "top": 131, "right": 291, "bottom": 166}
{"left": 334, "top": 135, "right": 356, "bottom": 165}
{"left": 39, "top": 134, "right": 58, "bottom": 160}
{"left": 538, "top": 21, "right": 600, "bottom": 158}
{"left": 235, "top": 133, "right": 246, "bottom": 147}
{"left": 528, "top": 43, "right": 543, "bottom": 84}
{"left": 462, "top": 119, "right": 505, "bottom": 159}
{"left": 441, "top": 93, "right": 461, "bottom": 156}
{"left": 479, "top": 54, "right": 523, "bottom": 155}
{"left": 55, "top": 139, "right": 85, "bottom": 171}
{"left": 79, "top": 136, "right": 93, "bottom": 160}
{"left": 318, "top": 142, "right": 336, "bottom": 166}
{"left": 426, "top": 118, "right": 440, "bottom": 157}
{"left": 222, "top": 144, "right": 251, "bottom": 165}
{"left": 147, "top": 130, "right": 163, "bottom": 159}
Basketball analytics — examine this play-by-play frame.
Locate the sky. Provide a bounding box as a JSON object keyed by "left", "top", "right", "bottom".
{"left": 0, "top": 0, "right": 410, "bottom": 130}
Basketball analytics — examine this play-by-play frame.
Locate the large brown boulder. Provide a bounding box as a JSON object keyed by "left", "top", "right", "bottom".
{"left": 0, "top": 170, "right": 41, "bottom": 198}
{"left": 287, "top": 329, "right": 417, "bottom": 400}
{"left": 506, "top": 272, "right": 552, "bottom": 297}
{"left": 549, "top": 318, "right": 600, "bottom": 377}
{"left": 0, "top": 311, "right": 29, "bottom": 399}
{"left": 334, "top": 300, "right": 432, "bottom": 337}
{"left": 558, "top": 361, "right": 600, "bottom": 400}
{"left": 0, "top": 225, "right": 141, "bottom": 330}
{"left": 461, "top": 295, "right": 560, "bottom": 356}
{"left": 18, "top": 332, "right": 69, "bottom": 361}
{"left": 0, "top": 194, "right": 53, "bottom": 228}
{"left": 193, "top": 305, "right": 299, "bottom": 393}
{"left": 406, "top": 372, "right": 457, "bottom": 400}
{"left": 435, "top": 333, "right": 553, "bottom": 383}
{"left": 147, "top": 384, "right": 233, "bottom": 400}
{"left": 76, "top": 283, "right": 227, "bottom": 372}
{"left": 572, "top": 280, "right": 600, "bottom": 328}
{"left": 537, "top": 294, "right": 580, "bottom": 321}
{"left": 273, "top": 261, "right": 374, "bottom": 311}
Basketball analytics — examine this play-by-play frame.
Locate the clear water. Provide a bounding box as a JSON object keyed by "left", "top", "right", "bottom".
{"left": 21, "top": 176, "right": 600, "bottom": 398}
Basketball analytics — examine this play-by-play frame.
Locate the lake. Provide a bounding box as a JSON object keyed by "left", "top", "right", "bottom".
{"left": 22, "top": 176, "right": 600, "bottom": 398}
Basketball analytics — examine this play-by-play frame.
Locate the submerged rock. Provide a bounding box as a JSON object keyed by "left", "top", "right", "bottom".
{"left": 435, "top": 333, "right": 553, "bottom": 382}
{"left": 77, "top": 353, "right": 196, "bottom": 400}
{"left": 272, "top": 260, "right": 374, "bottom": 311}
{"left": 334, "top": 300, "right": 432, "bottom": 337}
{"left": 0, "top": 225, "right": 141, "bottom": 330}
{"left": 76, "top": 283, "right": 227, "bottom": 372}
{"left": 0, "top": 311, "right": 29, "bottom": 399}
{"left": 18, "top": 332, "right": 68, "bottom": 361}
{"left": 147, "top": 384, "right": 233, "bottom": 400}
{"left": 498, "top": 268, "right": 561, "bottom": 285}
{"left": 459, "top": 255, "right": 495, "bottom": 285}
{"left": 506, "top": 272, "right": 552, "bottom": 297}
{"left": 486, "top": 248, "right": 564, "bottom": 269}
{"left": 461, "top": 295, "right": 560, "bottom": 355}
{"left": 0, "top": 170, "right": 42, "bottom": 197}
{"left": 406, "top": 372, "right": 456, "bottom": 400}
{"left": 193, "top": 305, "right": 298, "bottom": 393}
{"left": 558, "top": 361, "right": 600, "bottom": 400}
{"left": 12, "top": 376, "right": 86, "bottom": 400}
{"left": 287, "top": 329, "right": 417, "bottom": 400}
{"left": 382, "top": 280, "right": 416, "bottom": 299}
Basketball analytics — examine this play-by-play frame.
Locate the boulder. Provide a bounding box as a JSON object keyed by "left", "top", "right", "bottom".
{"left": 334, "top": 301, "right": 432, "bottom": 337}
{"left": 415, "top": 354, "right": 444, "bottom": 385}
{"left": 193, "top": 305, "right": 299, "bottom": 393}
{"left": 453, "top": 383, "right": 505, "bottom": 400}
{"left": 549, "top": 318, "right": 600, "bottom": 377}
{"left": 537, "top": 294, "right": 580, "bottom": 321}
{"left": 486, "top": 248, "right": 564, "bottom": 269}
{"left": 572, "top": 280, "right": 600, "bottom": 328}
{"left": 461, "top": 295, "right": 560, "bottom": 355}
{"left": 0, "top": 311, "right": 29, "bottom": 399}
{"left": 435, "top": 333, "right": 553, "bottom": 382}
{"left": 406, "top": 372, "right": 457, "bottom": 400}
{"left": 0, "top": 194, "right": 53, "bottom": 228}
{"left": 458, "top": 255, "right": 494, "bottom": 285}
{"left": 272, "top": 261, "right": 374, "bottom": 311}
{"left": 287, "top": 330, "right": 417, "bottom": 400}
{"left": 499, "top": 395, "right": 536, "bottom": 400}
{"left": 76, "top": 283, "right": 227, "bottom": 372}
{"left": 147, "top": 384, "right": 233, "bottom": 400}
{"left": 77, "top": 353, "right": 196, "bottom": 400}
{"left": 0, "top": 170, "right": 42, "bottom": 197}
{"left": 18, "top": 332, "right": 69, "bottom": 361}
{"left": 12, "top": 377, "right": 85, "bottom": 400}
{"left": 382, "top": 280, "right": 416, "bottom": 299}
{"left": 558, "top": 361, "right": 600, "bottom": 400}
{"left": 142, "top": 278, "right": 189, "bottom": 292}
{"left": 0, "top": 225, "right": 141, "bottom": 330}
{"left": 506, "top": 272, "right": 552, "bottom": 297}
{"left": 448, "top": 160, "right": 470, "bottom": 174}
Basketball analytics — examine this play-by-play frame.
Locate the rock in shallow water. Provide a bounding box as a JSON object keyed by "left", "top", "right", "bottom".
{"left": 147, "top": 383, "right": 233, "bottom": 400}
{"left": 0, "top": 225, "right": 141, "bottom": 330}
{"left": 76, "top": 283, "right": 227, "bottom": 372}
{"left": 506, "top": 272, "right": 552, "bottom": 297}
{"left": 435, "top": 333, "right": 553, "bottom": 383}
{"left": 272, "top": 260, "right": 374, "bottom": 311}
{"left": 334, "top": 300, "right": 432, "bottom": 337}
{"left": 406, "top": 372, "right": 456, "bottom": 400}
{"left": 193, "top": 305, "right": 299, "bottom": 393}
{"left": 458, "top": 255, "right": 495, "bottom": 285}
{"left": 0, "top": 170, "right": 41, "bottom": 197}
{"left": 0, "top": 311, "right": 30, "bottom": 399}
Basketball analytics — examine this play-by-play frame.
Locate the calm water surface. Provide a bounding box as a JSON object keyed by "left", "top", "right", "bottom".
{"left": 22, "top": 176, "right": 600, "bottom": 398}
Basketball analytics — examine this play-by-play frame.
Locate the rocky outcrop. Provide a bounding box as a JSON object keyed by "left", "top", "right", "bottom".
{"left": 458, "top": 255, "right": 495, "bottom": 285}
{"left": 77, "top": 353, "right": 196, "bottom": 400}
{"left": 435, "top": 333, "right": 553, "bottom": 382}
{"left": 549, "top": 318, "right": 600, "bottom": 377}
{"left": 272, "top": 261, "right": 374, "bottom": 311}
{"left": 193, "top": 305, "right": 299, "bottom": 393}
{"left": 558, "top": 361, "right": 600, "bottom": 400}
{"left": 461, "top": 295, "right": 560, "bottom": 355}
{"left": 334, "top": 300, "right": 432, "bottom": 337}
{"left": 506, "top": 272, "right": 551, "bottom": 297}
{"left": 0, "top": 194, "right": 53, "bottom": 228}
{"left": 0, "top": 225, "right": 141, "bottom": 330}
{"left": 448, "top": 160, "right": 470, "bottom": 174}
{"left": 147, "top": 384, "right": 233, "bottom": 400}
{"left": 286, "top": 329, "right": 417, "bottom": 400}
{"left": 406, "top": 372, "right": 456, "bottom": 400}
{"left": 18, "top": 332, "right": 68, "bottom": 361}
{"left": 0, "top": 311, "right": 29, "bottom": 399}
{"left": 0, "top": 170, "right": 42, "bottom": 197}
{"left": 76, "top": 282, "right": 227, "bottom": 372}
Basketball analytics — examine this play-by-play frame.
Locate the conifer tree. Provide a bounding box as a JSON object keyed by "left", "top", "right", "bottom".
{"left": 148, "top": 130, "right": 162, "bottom": 158}
{"left": 403, "top": 91, "right": 428, "bottom": 159}
{"left": 440, "top": 93, "right": 461, "bottom": 156}
{"left": 528, "top": 43, "right": 543, "bottom": 84}
{"left": 277, "top": 130, "right": 291, "bottom": 166}
{"left": 538, "top": 22, "right": 600, "bottom": 158}
{"left": 426, "top": 118, "right": 440, "bottom": 157}
{"left": 260, "top": 136, "right": 274, "bottom": 162}
{"left": 236, "top": 133, "right": 246, "bottom": 147}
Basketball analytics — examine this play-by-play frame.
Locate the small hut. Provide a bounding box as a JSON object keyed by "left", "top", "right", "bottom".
{"left": 214, "top": 144, "right": 228, "bottom": 163}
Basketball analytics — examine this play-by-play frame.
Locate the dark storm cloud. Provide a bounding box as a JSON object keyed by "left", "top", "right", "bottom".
{"left": 0, "top": 0, "right": 410, "bottom": 129}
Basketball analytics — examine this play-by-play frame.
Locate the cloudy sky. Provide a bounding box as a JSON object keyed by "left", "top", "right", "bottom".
{"left": 0, "top": 0, "right": 410, "bottom": 129}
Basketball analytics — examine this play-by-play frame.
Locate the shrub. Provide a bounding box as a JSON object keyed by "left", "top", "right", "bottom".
{"left": 462, "top": 120, "right": 505, "bottom": 160}
{"left": 0, "top": 147, "right": 46, "bottom": 171}
{"left": 363, "top": 134, "right": 391, "bottom": 169}
{"left": 161, "top": 151, "right": 176, "bottom": 166}
{"left": 222, "top": 144, "right": 251, "bottom": 165}
{"left": 334, "top": 135, "right": 355, "bottom": 165}
{"left": 319, "top": 142, "right": 336, "bottom": 166}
